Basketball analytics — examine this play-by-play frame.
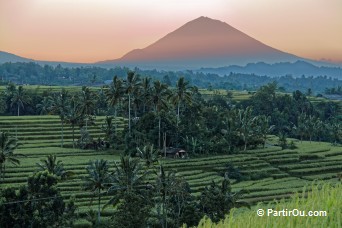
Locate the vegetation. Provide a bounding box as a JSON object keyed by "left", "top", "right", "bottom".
{"left": 0, "top": 132, "right": 21, "bottom": 180}
{"left": 196, "top": 182, "right": 341, "bottom": 228}
{"left": 0, "top": 70, "right": 341, "bottom": 227}
{"left": 0, "top": 171, "right": 77, "bottom": 227}
{"left": 2, "top": 62, "right": 342, "bottom": 93}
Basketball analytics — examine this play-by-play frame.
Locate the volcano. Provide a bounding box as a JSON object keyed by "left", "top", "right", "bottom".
{"left": 98, "top": 16, "right": 299, "bottom": 69}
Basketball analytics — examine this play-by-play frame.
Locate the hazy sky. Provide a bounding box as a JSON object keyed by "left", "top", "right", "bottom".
{"left": 1, "top": 0, "right": 341, "bottom": 63}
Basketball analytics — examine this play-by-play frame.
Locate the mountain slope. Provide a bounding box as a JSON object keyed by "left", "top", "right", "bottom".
{"left": 99, "top": 16, "right": 299, "bottom": 69}
{"left": 0, "top": 51, "right": 91, "bottom": 68}
{"left": 0, "top": 51, "right": 34, "bottom": 64}
{"left": 199, "top": 60, "right": 342, "bottom": 78}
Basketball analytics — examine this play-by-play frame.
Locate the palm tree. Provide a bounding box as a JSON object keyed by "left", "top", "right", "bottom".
{"left": 155, "top": 165, "right": 179, "bottom": 228}
{"left": 328, "top": 120, "right": 342, "bottom": 145}
{"left": 237, "top": 107, "right": 257, "bottom": 151}
{"left": 36, "top": 96, "right": 53, "bottom": 115}
{"left": 132, "top": 86, "right": 143, "bottom": 118}
{"left": 137, "top": 144, "right": 158, "bottom": 167}
{"left": 305, "top": 115, "right": 317, "bottom": 143}
{"left": 84, "top": 159, "right": 111, "bottom": 225}
{"left": 105, "top": 76, "right": 124, "bottom": 135}
{"left": 36, "top": 155, "right": 73, "bottom": 180}
{"left": 65, "top": 97, "right": 82, "bottom": 148}
{"left": 170, "top": 77, "right": 192, "bottom": 125}
{"left": 141, "top": 77, "right": 152, "bottom": 113}
{"left": 0, "top": 132, "right": 21, "bottom": 180}
{"left": 106, "top": 156, "right": 147, "bottom": 207}
{"left": 256, "top": 115, "right": 275, "bottom": 148}
{"left": 296, "top": 113, "right": 307, "bottom": 143}
{"left": 150, "top": 81, "right": 170, "bottom": 148}
{"left": 78, "top": 86, "right": 97, "bottom": 130}
{"left": 10, "top": 85, "right": 30, "bottom": 116}
{"left": 50, "top": 89, "right": 69, "bottom": 148}
{"left": 124, "top": 72, "right": 141, "bottom": 135}
{"left": 101, "top": 116, "right": 116, "bottom": 146}
{"left": 4, "top": 82, "right": 16, "bottom": 114}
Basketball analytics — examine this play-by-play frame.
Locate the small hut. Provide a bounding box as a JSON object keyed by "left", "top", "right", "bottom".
{"left": 163, "top": 147, "right": 187, "bottom": 158}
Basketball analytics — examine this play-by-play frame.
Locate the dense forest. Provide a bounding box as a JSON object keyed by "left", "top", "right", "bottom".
{"left": 1, "top": 62, "right": 342, "bottom": 94}
{"left": 1, "top": 75, "right": 341, "bottom": 151}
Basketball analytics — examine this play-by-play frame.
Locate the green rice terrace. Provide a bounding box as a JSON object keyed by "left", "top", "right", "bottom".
{"left": 1, "top": 115, "right": 341, "bottom": 226}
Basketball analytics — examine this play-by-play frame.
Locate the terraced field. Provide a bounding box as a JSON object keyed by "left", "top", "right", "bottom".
{"left": 0, "top": 115, "right": 126, "bottom": 148}
{"left": 0, "top": 116, "right": 341, "bottom": 226}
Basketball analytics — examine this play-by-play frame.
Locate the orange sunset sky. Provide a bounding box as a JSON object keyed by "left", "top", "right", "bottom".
{"left": 1, "top": 0, "right": 341, "bottom": 63}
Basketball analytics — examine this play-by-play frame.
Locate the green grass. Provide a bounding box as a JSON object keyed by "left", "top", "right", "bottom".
{"left": 196, "top": 183, "right": 341, "bottom": 228}
{"left": 0, "top": 115, "right": 126, "bottom": 148}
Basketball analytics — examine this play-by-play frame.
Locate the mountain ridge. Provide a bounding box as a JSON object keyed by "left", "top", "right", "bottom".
{"left": 198, "top": 60, "right": 342, "bottom": 78}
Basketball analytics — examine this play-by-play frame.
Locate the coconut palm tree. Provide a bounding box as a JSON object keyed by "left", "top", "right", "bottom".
{"left": 78, "top": 86, "right": 97, "bottom": 130}
{"left": 36, "top": 96, "right": 52, "bottom": 115}
{"left": 65, "top": 98, "right": 82, "bottom": 148}
{"left": 106, "top": 156, "right": 147, "bottom": 207}
{"left": 296, "top": 113, "right": 308, "bottom": 143}
{"left": 155, "top": 165, "right": 180, "bottom": 228}
{"left": 305, "top": 115, "right": 317, "bottom": 143}
{"left": 237, "top": 107, "right": 257, "bottom": 151}
{"left": 137, "top": 144, "right": 159, "bottom": 167}
{"left": 328, "top": 120, "right": 342, "bottom": 145}
{"left": 170, "top": 77, "right": 192, "bottom": 125}
{"left": 105, "top": 76, "right": 124, "bottom": 134}
{"left": 10, "top": 85, "right": 30, "bottom": 116}
{"left": 84, "top": 159, "right": 111, "bottom": 225}
{"left": 50, "top": 89, "right": 69, "bottom": 148}
{"left": 4, "top": 82, "right": 16, "bottom": 114}
{"left": 141, "top": 77, "right": 152, "bottom": 113}
{"left": 150, "top": 81, "right": 170, "bottom": 148}
{"left": 124, "top": 72, "right": 141, "bottom": 135}
{"left": 101, "top": 116, "right": 116, "bottom": 147}
{"left": 132, "top": 86, "right": 143, "bottom": 118}
{"left": 0, "top": 132, "right": 21, "bottom": 180}
{"left": 36, "top": 155, "right": 73, "bottom": 180}
{"left": 256, "top": 115, "right": 275, "bottom": 148}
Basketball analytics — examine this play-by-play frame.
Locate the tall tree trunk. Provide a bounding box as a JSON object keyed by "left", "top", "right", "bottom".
{"left": 163, "top": 132, "right": 166, "bottom": 157}
{"left": 86, "top": 117, "right": 88, "bottom": 130}
{"left": 128, "top": 94, "right": 131, "bottom": 134}
{"left": 61, "top": 120, "right": 64, "bottom": 148}
{"left": 72, "top": 125, "right": 75, "bottom": 148}
{"left": 159, "top": 115, "right": 161, "bottom": 149}
{"left": 17, "top": 104, "right": 20, "bottom": 116}
{"left": 177, "top": 102, "right": 180, "bottom": 126}
{"left": 114, "top": 107, "right": 117, "bottom": 136}
{"left": 98, "top": 189, "right": 101, "bottom": 224}
{"left": 243, "top": 135, "right": 247, "bottom": 151}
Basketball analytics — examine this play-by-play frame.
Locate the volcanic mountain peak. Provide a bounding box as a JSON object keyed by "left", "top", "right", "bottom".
{"left": 165, "top": 16, "right": 239, "bottom": 36}
{"left": 103, "top": 16, "right": 299, "bottom": 69}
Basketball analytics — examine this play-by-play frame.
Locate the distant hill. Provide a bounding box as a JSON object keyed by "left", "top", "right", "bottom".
{"left": 198, "top": 60, "right": 342, "bottom": 79}
{"left": 0, "top": 51, "right": 91, "bottom": 68}
{"left": 0, "top": 51, "right": 33, "bottom": 64}
{"left": 98, "top": 16, "right": 300, "bottom": 70}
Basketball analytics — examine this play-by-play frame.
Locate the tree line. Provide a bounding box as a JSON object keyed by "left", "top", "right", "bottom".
{"left": 2, "top": 61, "right": 342, "bottom": 93}
{"left": 1, "top": 74, "right": 342, "bottom": 154}
{"left": 1, "top": 72, "right": 280, "bottom": 154}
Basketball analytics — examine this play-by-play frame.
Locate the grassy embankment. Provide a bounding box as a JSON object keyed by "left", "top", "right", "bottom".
{"left": 196, "top": 182, "right": 341, "bottom": 228}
